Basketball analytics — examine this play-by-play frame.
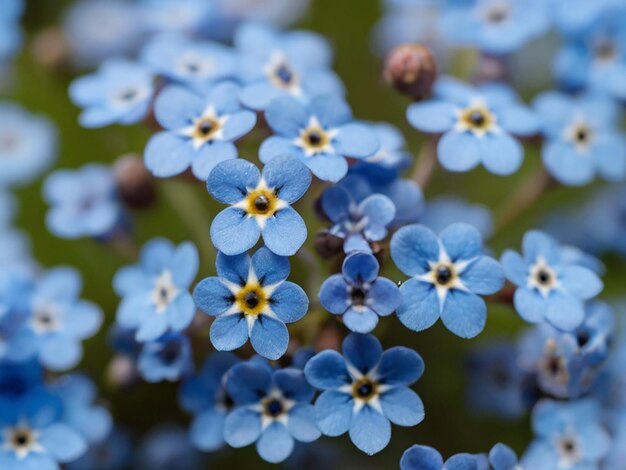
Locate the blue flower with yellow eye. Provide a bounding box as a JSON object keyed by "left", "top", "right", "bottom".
{"left": 207, "top": 155, "right": 311, "bottom": 256}
{"left": 193, "top": 247, "right": 308, "bottom": 360}
{"left": 400, "top": 444, "right": 488, "bottom": 470}
{"left": 304, "top": 334, "right": 425, "bottom": 455}
{"left": 407, "top": 77, "right": 539, "bottom": 175}
{"left": 145, "top": 82, "right": 256, "bottom": 181}
{"left": 260, "top": 95, "right": 379, "bottom": 182}
{"left": 319, "top": 252, "right": 401, "bottom": 333}
{"left": 69, "top": 58, "right": 155, "bottom": 128}
{"left": 137, "top": 332, "right": 193, "bottom": 383}
{"left": 391, "top": 223, "right": 504, "bottom": 339}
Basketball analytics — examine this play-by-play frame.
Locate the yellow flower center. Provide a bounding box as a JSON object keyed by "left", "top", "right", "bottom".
{"left": 431, "top": 263, "right": 457, "bottom": 287}
{"left": 243, "top": 188, "right": 279, "bottom": 217}
{"left": 193, "top": 116, "right": 221, "bottom": 142}
{"left": 235, "top": 283, "right": 268, "bottom": 316}
{"left": 458, "top": 105, "right": 496, "bottom": 134}
{"left": 352, "top": 378, "right": 378, "bottom": 401}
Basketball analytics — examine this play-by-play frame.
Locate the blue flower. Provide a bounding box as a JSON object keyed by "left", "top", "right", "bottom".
{"left": 260, "top": 95, "right": 379, "bottom": 182}
{"left": 400, "top": 444, "right": 489, "bottom": 470}
{"left": 223, "top": 361, "right": 320, "bottom": 463}
{"left": 114, "top": 238, "right": 198, "bottom": 342}
{"left": 321, "top": 185, "right": 396, "bottom": 253}
{"left": 319, "top": 252, "right": 401, "bottom": 333}
{"left": 501, "top": 230, "right": 603, "bottom": 331}
{"left": 235, "top": 22, "right": 344, "bottom": 110}
{"left": 137, "top": 332, "right": 193, "bottom": 383}
{"left": 145, "top": 82, "right": 256, "bottom": 180}
{"left": 420, "top": 196, "right": 494, "bottom": 240}
{"left": 0, "top": 103, "right": 57, "bottom": 188}
{"left": 69, "top": 58, "right": 155, "bottom": 128}
{"left": 0, "top": 0, "right": 23, "bottom": 63}
{"left": 304, "top": 334, "right": 425, "bottom": 455}
{"left": 194, "top": 247, "right": 308, "bottom": 360}
{"left": 43, "top": 164, "right": 123, "bottom": 240}
{"left": 207, "top": 155, "right": 311, "bottom": 256}
{"left": 179, "top": 352, "right": 239, "bottom": 451}
{"left": 407, "top": 77, "right": 539, "bottom": 175}
{"left": 534, "top": 91, "right": 626, "bottom": 185}
{"left": 391, "top": 223, "right": 504, "bottom": 338}
{"left": 521, "top": 399, "right": 610, "bottom": 469}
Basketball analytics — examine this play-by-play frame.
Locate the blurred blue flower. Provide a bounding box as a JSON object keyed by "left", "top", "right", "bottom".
{"left": 304, "top": 334, "right": 425, "bottom": 455}
{"left": 400, "top": 444, "right": 489, "bottom": 470}
{"left": 43, "top": 164, "right": 123, "bottom": 240}
{"left": 137, "top": 332, "right": 193, "bottom": 382}
{"left": 235, "top": 22, "right": 343, "bottom": 110}
{"left": 67, "top": 426, "right": 133, "bottom": 470}
{"left": 488, "top": 443, "right": 519, "bottom": 470}
{"left": 114, "top": 238, "right": 198, "bottom": 342}
{"left": 319, "top": 252, "right": 401, "bottom": 333}
{"left": 407, "top": 77, "right": 539, "bottom": 175}
{"left": 194, "top": 248, "right": 308, "bottom": 360}
{"left": 534, "top": 91, "right": 626, "bottom": 185}
{"left": 420, "top": 195, "right": 494, "bottom": 240}
{"left": 0, "top": 359, "right": 42, "bottom": 401}
{"left": 136, "top": 424, "right": 203, "bottom": 470}
{"left": 0, "top": 0, "right": 23, "bottom": 64}
{"left": 145, "top": 82, "right": 255, "bottom": 180}
{"left": 223, "top": 361, "right": 320, "bottom": 463}
{"left": 391, "top": 223, "right": 504, "bottom": 338}
{"left": 501, "top": 230, "right": 603, "bottom": 331}
{"left": 207, "top": 155, "right": 311, "bottom": 256}
{"left": 551, "top": 0, "right": 620, "bottom": 36}
{"left": 69, "top": 58, "right": 155, "bottom": 128}
{"left": 139, "top": 0, "right": 216, "bottom": 37}
{"left": 260, "top": 95, "right": 379, "bottom": 182}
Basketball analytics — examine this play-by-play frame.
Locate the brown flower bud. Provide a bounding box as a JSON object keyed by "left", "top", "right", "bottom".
{"left": 114, "top": 154, "right": 157, "bottom": 209}
{"left": 30, "top": 27, "right": 69, "bottom": 69}
{"left": 314, "top": 231, "right": 344, "bottom": 259}
{"left": 383, "top": 44, "right": 437, "bottom": 101}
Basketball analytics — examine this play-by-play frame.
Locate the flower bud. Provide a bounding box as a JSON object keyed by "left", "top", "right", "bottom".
{"left": 383, "top": 44, "right": 437, "bottom": 100}
{"left": 114, "top": 154, "right": 157, "bottom": 209}
{"left": 314, "top": 231, "right": 344, "bottom": 259}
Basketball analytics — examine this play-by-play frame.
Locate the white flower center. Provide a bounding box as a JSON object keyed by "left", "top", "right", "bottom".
{"left": 3, "top": 425, "right": 44, "bottom": 460}
{"left": 180, "top": 105, "right": 229, "bottom": 150}
{"left": 31, "top": 304, "right": 62, "bottom": 334}
{"left": 151, "top": 270, "right": 179, "bottom": 313}
{"left": 528, "top": 257, "right": 559, "bottom": 297}
{"left": 294, "top": 116, "right": 338, "bottom": 157}
{"left": 176, "top": 51, "right": 215, "bottom": 79}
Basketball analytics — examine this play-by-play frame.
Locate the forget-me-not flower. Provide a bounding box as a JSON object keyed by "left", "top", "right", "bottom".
{"left": 137, "top": 332, "right": 193, "bottom": 383}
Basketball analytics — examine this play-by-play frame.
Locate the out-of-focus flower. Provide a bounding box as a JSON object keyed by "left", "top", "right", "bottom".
{"left": 137, "top": 332, "right": 193, "bottom": 382}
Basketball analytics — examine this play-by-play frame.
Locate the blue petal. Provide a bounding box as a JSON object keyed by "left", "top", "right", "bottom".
{"left": 154, "top": 85, "right": 203, "bottom": 130}
{"left": 334, "top": 123, "right": 380, "bottom": 158}
{"left": 342, "top": 333, "right": 382, "bottom": 374}
{"left": 489, "top": 443, "right": 518, "bottom": 470}
{"left": 397, "top": 279, "right": 440, "bottom": 331}
{"left": 210, "top": 314, "right": 249, "bottom": 351}
{"left": 391, "top": 224, "right": 440, "bottom": 276}
{"left": 265, "top": 96, "right": 308, "bottom": 136}
{"left": 171, "top": 242, "right": 199, "bottom": 287}
{"left": 498, "top": 105, "right": 540, "bottom": 136}
{"left": 40, "top": 336, "right": 82, "bottom": 371}
{"left": 314, "top": 390, "right": 353, "bottom": 436}
{"left": 144, "top": 132, "right": 194, "bottom": 177}
{"left": 522, "top": 230, "right": 560, "bottom": 266}
{"left": 319, "top": 275, "right": 350, "bottom": 315}
{"left": 216, "top": 251, "right": 250, "bottom": 285}
{"left": 65, "top": 301, "right": 103, "bottom": 338}
{"left": 167, "top": 293, "right": 196, "bottom": 331}
{"left": 141, "top": 238, "right": 175, "bottom": 274}
{"left": 343, "top": 307, "right": 379, "bottom": 333}
{"left": 377, "top": 347, "right": 424, "bottom": 386}
{"left": 207, "top": 158, "right": 260, "bottom": 204}
{"left": 287, "top": 404, "right": 321, "bottom": 442}
{"left": 440, "top": 222, "right": 482, "bottom": 261}
{"left": 210, "top": 207, "right": 261, "bottom": 256}
{"left": 190, "top": 142, "right": 238, "bottom": 181}
{"left": 543, "top": 140, "right": 594, "bottom": 186}
{"left": 440, "top": 290, "right": 487, "bottom": 338}
{"left": 321, "top": 186, "right": 351, "bottom": 223}
{"left": 360, "top": 194, "right": 396, "bottom": 235}
{"left": 250, "top": 315, "right": 289, "bottom": 360}
{"left": 190, "top": 409, "right": 226, "bottom": 451}
{"left": 262, "top": 155, "right": 311, "bottom": 204}
{"left": 305, "top": 154, "right": 348, "bottom": 182}
{"left": 445, "top": 453, "right": 485, "bottom": 470}
{"left": 369, "top": 278, "right": 402, "bottom": 316}
{"left": 406, "top": 100, "right": 456, "bottom": 133}
{"left": 304, "top": 350, "right": 351, "bottom": 389}
{"left": 220, "top": 111, "right": 257, "bottom": 141}
{"left": 480, "top": 133, "right": 524, "bottom": 176}
{"left": 594, "top": 134, "right": 626, "bottom": 182}
{"left": 343, "top": 252, "right": 379, "bottom": 284}
{"left": 262, "top": 207, "right": 307, "bottom": 256}
{"left": 513, "top": 288, "right": 547, "bottom": 323}
{"left": 135, "top": 314, "right": 168, "bottom": 342}
{"left": 401, "top": 445, "right": 444, "bottom": 470}
{"left": 193, "top": 277, "right": 233, "bottom": 316}
{"left": 227, "top": 362, "right": 272, "bottom": 405}
{"left": 546, "top": 293, "right": 585, "bottom": 331}
{"left": 116, "top": 294, "right": 151, "bottom": 328}
{"left": 438, "top": 131, "right": 482, "bottom": 172}
{"left": 40, "top": 423, "right": 87, "bottom": 463}
{"left": 349, "top": 405, "right": 391, "bottom": 455}
{"left": 308, "top": 95, "right": 352, "bottom": 128}
{"left": 500, "top": 250, "right": 529, "bottom": 287}
{"left": 270, "top": 282, "right": 308, "bottom": 323}
{"left": 559, "top": 265, "right": 603, "bottom": 300}
{"left": 251, "top": 247, "right": 290, "bottom": 286}
{"left": 379, "top": 386, "right": 424, "bottom": 426}
{"left": 273, "top": 368, "right": 314, "bottom": 402}
{"left": 460, "top": 257, "right": 505, "bottom": 295}
{"left": 223, "top": 408, "right": 261, "bottom": 447}
{"left": 256, "top": 421, "right": 294, "bottom": 463}
{"left": 259, "top": 136, "right": 302, "bottom": 163}
{"left": 240, "top": 82, "right": 284, "bottom": 110}
{"left": 434, "top": 77, "right": 477, "bottom": 104}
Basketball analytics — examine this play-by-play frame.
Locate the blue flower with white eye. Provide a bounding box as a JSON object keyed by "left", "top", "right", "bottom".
{"left": 391, "top": 223, "right": 504, "bottom": 338}
{"left": 321, "top": 185, "right": 396, "bottom": 253}
{"left": 223, "top": 361, "right": 320, "bottom": 463}
{"left": 141, "top": 33, "right": 236, "bottom": 88}
{"left": 407, "top": 77, "right": 539, "bottom": 175}
{"left": 0, "top": 103, "right": 57, "bottom": 188}
{"left": 69, "top": 58, "right": 155, "bottom": 128}
{"left": 43, "top": 164, "right": 123, "bottom": 240}
{"left": 207, "top": 155, "right": 311, "bottom": 256}
{"left": 319, "top": 252, "right": 401, "bottom": 333}
{"left": 260, "top": 95, "right": 379, "bottom": 182}
{"left": 533, "top": 91, "right": 626, "bottom": 186}
{"left": 235, "top": 22, "right": 344, "bottom": 111}
{"left": 179, "top": 352, "right": 239, "bottom": 451}
{"left": 194, "top": 247, "right": 308, "bottom": 360}
{"left": 521, "top": 399, "right": 610, "bottom": 470}
{"left": 440, "top": 0, "right": 550, "bottom": 55}
{"left": 0, "top": 0, "right": 23, "bottom": 64}
{"left": 114, "top": 238, "right": 198, "bottom": 342}
{"left": 304, "top": 334, "right": 425, "bottom": 455}
{"left": 145, "top": 82, "right": 256, "bottom": 181}
{"left": 400, "top": 444, "right": 489, "bottom": 470}
{"left": 501, "top": 230, "right": 603, "bottom": 331}
{"left": 420, "top": 196, "right": 494, "bottom": 240}
{"left": 137, "top": 332, "right": 193, "bottom": 383}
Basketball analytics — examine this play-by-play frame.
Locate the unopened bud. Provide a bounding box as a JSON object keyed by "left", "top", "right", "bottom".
{"left": 383, "top": 44, "right": 437, "bottom": 100}
{"left": 114, "top": 154, "right": 157, "bottom": 209}
{"left": 314, "top": 231, "right": 344, "bottom": 259}
{"left": 314, "top": 323, "right": 342, "bottom": 352}
{"left": 30, "top": 27, "right": 69, "bottom": 68}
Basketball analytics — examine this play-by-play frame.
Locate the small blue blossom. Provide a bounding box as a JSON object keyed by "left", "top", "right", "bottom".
{"left": 114, "top": 238, "right": 199, "bottom": 342}
{"left": 319, "top": 252, "right": 401, "bottom": 333}
{"left": 43, "top": 164, "right": 124, "bottom": 240}
{"left": 501, "top": 230, "right": 603, "bottom": 331}
{"left": 260, "top": 95, "right": 380, "bottom": 182}
{"left": 145, "top": 82, "right": 256, "bottom": 180}
{"left": 137, "top": 332, "right": 193, "bottom": 383}
{"left": 207, "top": 155, "right": 311, "bottom": 256}
{"left": 69, "top": 58, "right": 155, "bottom": 128}
{"left": 534, "top": 91, "right": 626, "bottom": 185}
{"left": 223, "top": 361, "right": 320, "bottom": 463}
{"left": 407, "top": 77, "right": 539, "bottom": 175}
{"left": 420, "top": 196, "right": 494, "bottom": 240}
{"left": 304, "top": 334, "right": 425, "bottom": 455}
{"left": 391, "top": 223, "right": 504, "bottom": 338}
{"left": 194, "top": 247, "right": 308, "bottom": 360}
{"left": 400, "top": 444, "right": 489, "bottom": 470}
{"left": 235, "top": 22, "right": 344, "bottom": 110}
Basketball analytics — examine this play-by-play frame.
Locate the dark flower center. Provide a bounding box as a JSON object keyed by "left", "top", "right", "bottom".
{"left": 159, "top": 341, "right": 182, "bottom": 365}
{"left": 576, "top": 330, "right": 590, "bottom": 348}
{"left": 244, "top": 291, "right": 260, "bottom": 309}
{"left": 253, "top": 194, "right": 270, "bottom": 213}
{"left": 575, "top": 127, "right": 590, "bottom": 144}
{"left": 11, "top": 430, "right": 32, "bottom": 448}
{"left": 351, "top": 287, "right": 367, "bottom": 306}
{"left": 307, "top": 131, "right": 323, "bottom": 146}
{"left": 536, "top": 269, "right": 552, "bottom": 286}
{"left": 435, "top": 266, "right": 453, "bottom": 286}
{"left": 197, "top": 119, "right": 215, "bottom": 137}
{"left": 118, "top": 88, "right": 138, "bottom": 102}
{"left": 276, "top": 64, "right": 294, "bottom": 84}
{"left": 469, "top": 110, "right": 486, "bottom": 127}
{"left": 264, "top": 399, "right": 283, "bottom": 417}
{"left": 352, "top": 378, "right": 377, "bottom": 400}
{"left": 486, "top": 5, "right": 509, "bottom": 23}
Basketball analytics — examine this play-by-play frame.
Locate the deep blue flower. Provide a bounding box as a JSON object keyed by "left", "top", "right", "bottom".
{"left": 136, "top": 424, "right": 204, "bottom": 470}
{"left": 420, "top": 196, "right": 494, "bottom": 240}
{"left": 137, "top": 332, "right": 193, "bottom": 383}
{"left": 43, "top": 164, "right": 123, "bottom": 240}
{"left": 534, "top": 91, "right": 626, "bottom": 185}
{"left": 207, "top": 155, "right": 311, "bottom": 256}
{"left": 391, "top": 223, "right": 504, "bottom": 338}
{"left": 521, "top": 399, "right": 610, "bottom": 469}
{"left": 407, "top": 77, "right": 539, "bottom": 175}
{"left": 145, "top": 82, "right": 255, "bottom": 180}
{"left": 69, "top": 58, "right": 155, "bottom": 128}
{"left": 235, "top": 22, "right": 344, "bottom": 110}
{"left": 400, "top": 444, "right": 489, "bottom": 470}
{"left": 194, "top": 247, "right": 308, "bottom": 360}
{"left": 260, "top": 95, "right": 379, "bottom": 182}
{"left": 114, "top": 238, "right": 198, "bottom": 342}
{"left": 501, "top": 230, "right": 603, "bottom": 331}
{"left": 0, "top": 103, "right": 57, "bottom": 188}
{"left": 223, "top": 361, "right": 320, "bottom": 463}
{"left": 319, "top": 252, "right": 401, "bottom": 333}
{"left": 304, "top": 334, "right": 425, "bottom": 455}
{"left": 179, "top": 352, "right": 239, "bottom": 451}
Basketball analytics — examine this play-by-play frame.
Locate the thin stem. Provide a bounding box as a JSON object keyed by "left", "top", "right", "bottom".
{"left": 411, "top": 136, "right": 438, "bottom": 189}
